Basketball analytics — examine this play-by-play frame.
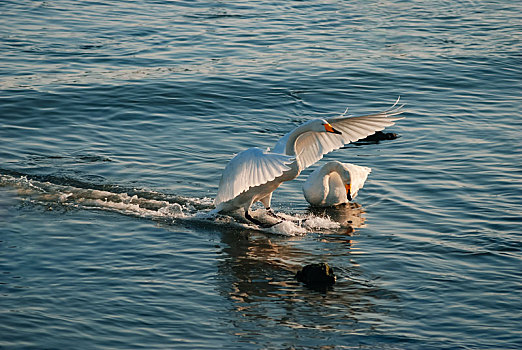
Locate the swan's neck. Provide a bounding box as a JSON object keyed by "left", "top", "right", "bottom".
{"left": 320, "top": 162, "right": 349, "bottom": 183}
{"left": 284, "top": 123, "right": 311, "bottom": 157}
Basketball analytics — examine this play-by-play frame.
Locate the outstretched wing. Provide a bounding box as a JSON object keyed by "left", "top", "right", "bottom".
{"left": 295, "top": 99, "right": 404, "bottom": 170}
{"left": 214, "top": 147, "right": 295, "bottom": 206}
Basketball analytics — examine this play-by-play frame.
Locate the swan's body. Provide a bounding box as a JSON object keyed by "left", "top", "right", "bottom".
{"left": 214, "top": 100, "right": 404, "bottom": 226}
{"left": 303, "top": 161, "right": 371, "bottom": 207}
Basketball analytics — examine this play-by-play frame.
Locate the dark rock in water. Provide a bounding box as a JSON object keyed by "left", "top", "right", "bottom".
{"left": 356, "top": 131, "right": 399, "bottom": 144}
{"left": 295, "top": 263, "right": 336, "bottom": 286}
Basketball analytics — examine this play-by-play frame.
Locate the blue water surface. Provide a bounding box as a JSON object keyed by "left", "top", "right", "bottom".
{"left": 1, "top": 0, "right": 521, "bottom": 349}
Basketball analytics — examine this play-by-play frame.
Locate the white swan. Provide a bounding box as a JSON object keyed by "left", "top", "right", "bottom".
{"left": 303, "top": 161, "right": 371, "bottom": 207}
{"left": 214, "top": 100, "right": 404, "bottom": 227}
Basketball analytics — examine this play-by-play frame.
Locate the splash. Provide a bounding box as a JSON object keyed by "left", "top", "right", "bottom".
{"left": 0, "top": 174, "right": 208, "bottom": 220}
{"left": 0, "top": 174, "right": 363, "bottom": 236}
{"left": 249, "top": 210, "right": 342, "bottom": 236}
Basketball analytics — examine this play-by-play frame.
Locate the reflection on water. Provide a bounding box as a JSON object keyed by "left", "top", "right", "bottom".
{"left": 2, "top": 172, "right": 398, "bottom": 341}
{"left": 215, "top": 223, "right": 398, "bottom": 346}
{"left": 307, "top": 202, "right": 366, "bottom": 235}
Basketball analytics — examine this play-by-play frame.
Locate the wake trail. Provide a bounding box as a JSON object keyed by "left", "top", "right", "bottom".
{"left": 1, "top": 174, "right": 362, "bottom": 236}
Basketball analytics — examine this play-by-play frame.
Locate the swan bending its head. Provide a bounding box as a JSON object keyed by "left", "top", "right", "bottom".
{"left": 303, "top": 161, "right": 371, "bottom": 207}
{"left": 214, "top": 99, "right": 404, "bottom": 227}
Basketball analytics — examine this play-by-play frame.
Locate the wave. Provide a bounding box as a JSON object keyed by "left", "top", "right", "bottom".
{"left": 0, "top": 173, "right": 366, "bottom": 236}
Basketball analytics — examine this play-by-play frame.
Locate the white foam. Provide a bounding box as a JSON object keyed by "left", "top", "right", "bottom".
{"left": 268, "top": 220, "right": 307, "bottom": 236}
{"left": 0, "top": 174, "right": 357, "bottom": 235}
{"left": 302, "top": 215, "right": 341, "bottom": 230}
{"left": 0, "top": 174, "right": 196, "bottom": 220}
{"left": 157, "top": 203, "right": 185, "bottom": 218}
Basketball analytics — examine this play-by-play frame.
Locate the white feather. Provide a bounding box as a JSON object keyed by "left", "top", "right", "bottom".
{"left": 295, "top": 100, "right": 404, "bottom": 170}
{"left": 303, "top": 161, "right": 372, "bottom": 206}
{"left": 342, "top": 163, "right": 372, "bottom": 199}
{"left": 214, "top": 147, "right": 294, "bottom": 206}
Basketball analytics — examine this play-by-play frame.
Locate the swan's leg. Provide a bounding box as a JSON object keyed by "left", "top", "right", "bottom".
{"left": 245, "top": 209, "right": 281, "bottom": 228}
{"left": 259, "top": 193, "right": 273, "bottom": 211}
{"left": 259, "top": 193, "right": 286, "bottom": 220}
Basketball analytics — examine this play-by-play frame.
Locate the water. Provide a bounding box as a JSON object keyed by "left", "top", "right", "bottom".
{"left": 1, "top": 0, "right": 521, "bottom": 348}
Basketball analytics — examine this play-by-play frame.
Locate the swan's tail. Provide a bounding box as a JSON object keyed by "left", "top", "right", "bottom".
{"left": 342, "top": 163, "right": 372, "bottom": 199}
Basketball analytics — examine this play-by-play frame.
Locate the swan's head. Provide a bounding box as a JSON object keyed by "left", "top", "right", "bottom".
{"left": 325, "top": 161, "right": 353, "bottom": 200}
{"left": 308, "top": 119, "right": 342, "bottom": 135}
{"left": 334, "top": 163, "right": 353, "bottom": 201}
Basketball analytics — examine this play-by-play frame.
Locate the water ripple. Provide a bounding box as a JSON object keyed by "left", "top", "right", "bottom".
{"left": 1, "top": 0, "right": 521, "bottom": 348}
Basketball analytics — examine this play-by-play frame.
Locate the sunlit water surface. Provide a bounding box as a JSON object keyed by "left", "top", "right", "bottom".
{"left": 1, "top": 1, "right": 521, "bottom": 349}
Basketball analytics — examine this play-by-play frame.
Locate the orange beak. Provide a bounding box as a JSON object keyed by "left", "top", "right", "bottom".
{"left": 345, "top": 184, "right": 352, "bottom": 201}
{"left": 324, "top": 123, "right": 342, "bottom": 135}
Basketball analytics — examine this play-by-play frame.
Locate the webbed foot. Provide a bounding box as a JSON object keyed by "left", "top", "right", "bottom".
{"left": 246, "top": 209, "right": 283, "bottom": 228}
{"left": 266, "top": 207, "right": 286, "bottom": 220}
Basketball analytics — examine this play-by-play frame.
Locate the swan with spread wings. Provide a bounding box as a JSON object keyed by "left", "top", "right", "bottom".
{"left": 214, "top": 99, "right": 404, "bottom": 227}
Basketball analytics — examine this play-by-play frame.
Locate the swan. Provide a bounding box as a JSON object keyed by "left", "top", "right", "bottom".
{"left": 303, "top": 161, "right": 371, "bottom": 207}
{"left": 214, "top": 99, "right": 404, "bottom": 227}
